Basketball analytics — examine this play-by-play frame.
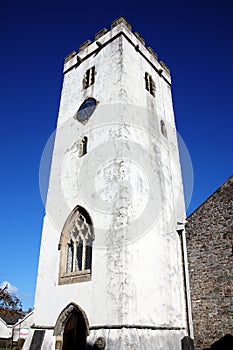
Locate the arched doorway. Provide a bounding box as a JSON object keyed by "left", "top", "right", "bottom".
{"left": 54, "top": 303, "right": 89, "bottom": 350}
{"left": 62, "top": 310, "right": 86, "bottom": 350}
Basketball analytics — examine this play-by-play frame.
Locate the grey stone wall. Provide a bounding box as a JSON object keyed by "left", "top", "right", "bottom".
{"left": 186, "top": 175, "right": 233, "bottom": 349}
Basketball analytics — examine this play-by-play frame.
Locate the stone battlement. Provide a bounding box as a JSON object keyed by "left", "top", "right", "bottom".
{"left": 64, "top": 16, "right": 170, "bottom": 77}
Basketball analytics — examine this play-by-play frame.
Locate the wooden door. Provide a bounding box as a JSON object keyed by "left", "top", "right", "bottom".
{"left": 62, "top": 312, "right": 86, "bottom": 350}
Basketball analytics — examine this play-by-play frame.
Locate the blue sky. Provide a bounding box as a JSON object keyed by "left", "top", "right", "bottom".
{"left": 0, "top": 0, "right": 232, "bottom": 310}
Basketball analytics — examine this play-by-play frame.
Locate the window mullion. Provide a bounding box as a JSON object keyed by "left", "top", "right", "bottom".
{"left": 73, "top": 241, "right": 77, "bottom": 272}
{"left": 82, "top": 240, "right": 86, "bottom": 271}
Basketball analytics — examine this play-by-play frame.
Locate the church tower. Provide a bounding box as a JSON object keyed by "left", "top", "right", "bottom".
{"left": 25, "top": 17, "right": 193, "bottom": 350}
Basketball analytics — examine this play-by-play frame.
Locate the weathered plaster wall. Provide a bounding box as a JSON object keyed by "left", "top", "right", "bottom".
{"left": 31, "top": 18, "right": 188, "bottom": 350}
{"left": 86, "top": 328, "right": 187, "bottom": 350}
{"left": 186, "top": 175, "right": 233, "bottom": 349}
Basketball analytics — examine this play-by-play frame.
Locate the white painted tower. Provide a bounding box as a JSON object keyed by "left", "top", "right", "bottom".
{"left": 25, "top": 17, "right": 193, "bottom": 350}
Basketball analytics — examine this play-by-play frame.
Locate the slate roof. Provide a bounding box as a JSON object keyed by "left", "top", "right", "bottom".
{"left": 0, "top": 309, "right": 27, "bottom": 325}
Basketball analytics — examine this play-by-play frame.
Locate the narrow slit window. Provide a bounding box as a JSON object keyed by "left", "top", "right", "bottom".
{"left": 160, "top": 120, "right": 167, "bottom": 137}
{"left": 83, "top": 67, "right": 95, "bottom": 89}
{"left": 79, "top": 137, "right": 88, "bottom": 157}
{"left": 66, "top": 241, "right": 74, "bottom": 273}
{"left": 145, "top": 72, "right": 155, "bottom": 96}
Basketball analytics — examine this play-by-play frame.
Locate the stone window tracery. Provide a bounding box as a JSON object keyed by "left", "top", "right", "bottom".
{"left": 59, "top": 206, "right": 94, "bottom": 284}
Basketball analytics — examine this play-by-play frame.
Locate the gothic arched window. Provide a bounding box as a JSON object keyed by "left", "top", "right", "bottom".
{"left": 59, "top": 206, "right": 94, "bottom": 285}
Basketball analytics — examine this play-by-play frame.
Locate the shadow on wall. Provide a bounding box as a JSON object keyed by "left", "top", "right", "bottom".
{"left": 203, "top": 334, "right": 233, "bottom": 350}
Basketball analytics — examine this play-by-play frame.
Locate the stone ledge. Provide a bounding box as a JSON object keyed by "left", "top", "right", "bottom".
{"left": 159, "top": 60, "right": 170, "bottom": 74}
{"left": 79, "top": 39, "right": 92, "bottom": 52}
{"left": 64, "top": 51, "right": 76, "bottom": 63}
{"left": 147, "top": 47, "right": 158, "bottom": 60}
{"left": 111, "top": 16, "right": 131, "bottom": 31}
{"left": 134, "top": 32, "right": 145, "bottom": 46}
{"left": 95, "top": 28, "right": 108, "bottom": 41}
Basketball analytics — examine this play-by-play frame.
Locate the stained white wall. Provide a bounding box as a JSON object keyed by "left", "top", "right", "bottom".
{"left": 32, "top": 19, "right": 188, "bottom": 349}
{"left": 0, "top": 318, "right": 12, "bottom": 339}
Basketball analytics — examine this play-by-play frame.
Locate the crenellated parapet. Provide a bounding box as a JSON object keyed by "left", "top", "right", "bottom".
{"left": 63, "top": 16, "right": 170, "bottom": 83}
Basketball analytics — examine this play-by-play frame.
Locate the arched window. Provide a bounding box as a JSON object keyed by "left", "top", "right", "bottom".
{"left": 59, "top": 206, "right": 94, "bottom": 285}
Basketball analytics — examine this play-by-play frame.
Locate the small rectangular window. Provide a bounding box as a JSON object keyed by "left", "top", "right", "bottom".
{"left": 83, "top": 67, "right": 95, "bottom": 89}
{"left": 145, "top": 72, "right": 155, "bottom": 96}
{"left": 79, "top": 136, "right": 88, "bottom": 157}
